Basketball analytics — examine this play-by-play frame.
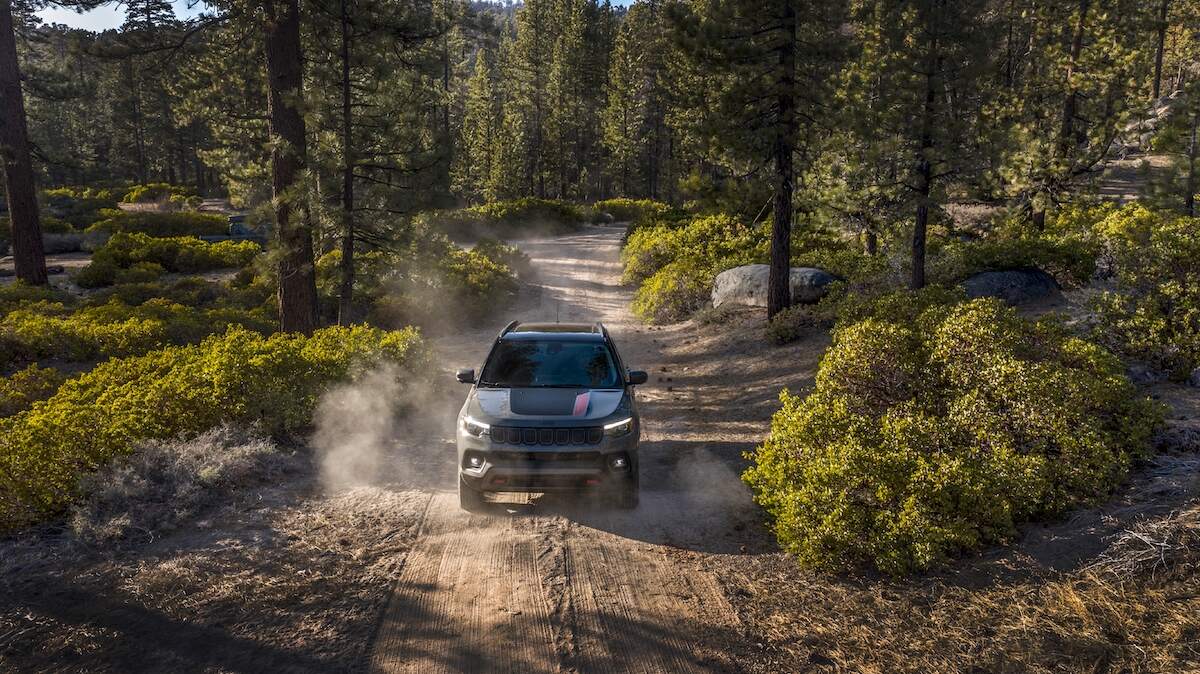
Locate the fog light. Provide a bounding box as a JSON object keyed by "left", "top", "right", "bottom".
{"left": 609, "top": 455, "right": 628, "bottom": 470}
{"left": 468, "top": 456, "right": 484, "bottom": 468}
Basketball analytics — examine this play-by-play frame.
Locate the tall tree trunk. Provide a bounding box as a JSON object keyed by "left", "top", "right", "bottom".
{"left": 767, "top": 1, "right": 796, "bottom": 319}
{"left": 1186, "top": 108, "right": 1197, "bottom": 217}
{"left": 337, "top": 0, "right": 355, "bottom": 326}
{"left": 1152, "top": 0, "right": 1171, "bottom": 100}
{"left": 264, "top": 0, "right": 318, "bottom": 334}
{"left": 912, "top": 7, "right": 940, "bottom": 290}
{"left": 0, "top": 0, "right": 46, "bottom": 285}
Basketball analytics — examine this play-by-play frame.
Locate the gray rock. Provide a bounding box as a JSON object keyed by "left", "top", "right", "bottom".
{"left": 1189, "top": 367, "right": 1200, "bottom": 388}
{"left": 1127, "top": 363, "right": 1166, "bottom": 386}
{"left": 712, "top": 264, "right": 839, "bottom": 309}
{"left": 961, "top": 268, "right": 1060, "bottom": 305}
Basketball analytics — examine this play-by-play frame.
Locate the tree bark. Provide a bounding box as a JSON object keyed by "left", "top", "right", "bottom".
{"left": 1152, "top": 0, "right": 1170, "bottom": 100}
{"left": 767, "top": 0, "right": 796, "bottom": 319}
{"left": 0, "top": 0, "right": 46, "bottom": 285}
{"left": 264, "top": 0, "right": 318, "bottom": 334}
{"left": 337, "top": 0, "right": 355, "bottom": 326}
{"left": 1186, "top": 108, "right": 1197, "bottom": 217}
{"left": 912, "top": 4, "right": 940, "bottom": 290}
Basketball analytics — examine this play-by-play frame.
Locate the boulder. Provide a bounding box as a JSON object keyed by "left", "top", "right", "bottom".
{"left": 712, "top": 264, "right": 839, "bottom": 309}
{"left": 1189, "top": 367, "right": 1200, "bottom": 389}
{"left": 961, "top": 268, "right": 1060, "bottom": 305}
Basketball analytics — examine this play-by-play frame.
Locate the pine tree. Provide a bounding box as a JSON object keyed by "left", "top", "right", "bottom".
{"left": 454, "top": 48, "right": 499, "bottom": 202}
{"left": 670, "top": 0, "right": 846, "bottom": 316}
{"left": 0, "top": 0, "right": 46, "bottom": 284}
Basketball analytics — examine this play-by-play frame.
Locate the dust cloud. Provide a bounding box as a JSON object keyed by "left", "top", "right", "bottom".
{"left": 311, "top": 362, "right": 460, "bottom": 493}
{"left": 311, "top": 365, "right": 407, "bottom": 492}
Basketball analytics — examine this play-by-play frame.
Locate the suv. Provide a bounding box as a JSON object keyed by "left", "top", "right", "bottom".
{"left": 455, "top": 321, "right": 648, "bottom": 510}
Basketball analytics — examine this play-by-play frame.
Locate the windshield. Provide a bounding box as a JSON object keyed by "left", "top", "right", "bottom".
{"left": 479, "top": 339, "right": 621, "bottom": 388}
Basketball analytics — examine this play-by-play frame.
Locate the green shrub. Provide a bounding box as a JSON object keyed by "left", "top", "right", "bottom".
{"left": 1089, "top": 210, "right": 1200, "bottom": 380}
{"left": 121, "top": 183, "right": 195, "bottom": 204}
{"left": 0, "top": 298, "right": 275, "bottom": 368}
{"left": 631, "top": 259, "right": 715, "bottom": 324}
{"left": 315, "top": 230, "right": 521, "bottom": 328}
{"left": 87, "top": 210, "right": 227, "bottom": 237}
{"left": 743, "top": 298, "right": 1162, "bottom": 574}
{"left": 622, "top": 213, "right": 765, "bottom": 287}
{"left": 0, "top": 364, "right": 67, "bottom": 417}
{"left": 419, "top": 198, "right": 585, "bottom": 240}
{"left": 591, "top": 198, "right": 683, "bottom": 226}
{"left": 0, "top": 325, "right": 428, "bottom": 531}
{"left": 473, "top": 238, "right": 532, "bottom": 279}
{"left": 75, "top": 232, "right": 260, "bottom": 288}
{"left": 0, "top": 282, "right": 75, "bottom": 317}
{"left": 931, "top": 236, "right": 1098, "bottom": 288}
{"left": 43, "top": 187, "right": 120, "bottom": 229}
{"left": 833, "top": 285, "right": 966, "bottom": 328}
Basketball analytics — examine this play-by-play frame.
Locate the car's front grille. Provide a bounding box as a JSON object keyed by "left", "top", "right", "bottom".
{"left": 492, "top": 426, "right": 603, "bottom": 446}
{"left": 492, "top": 450, "right": 603, "bottom": 467}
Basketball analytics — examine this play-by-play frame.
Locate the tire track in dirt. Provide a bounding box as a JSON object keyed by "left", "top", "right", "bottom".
{"left": 370, "top": 226, "right": 748, "bottom": 674}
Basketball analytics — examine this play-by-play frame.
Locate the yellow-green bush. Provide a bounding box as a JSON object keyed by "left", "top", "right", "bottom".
{"left": 931, "top": 236, "right": 1098, "bottom": 288}
{"left": 418, "top": 198, "right": 584, "bottom": 240}
{"left": 590, "top": 198, "right": 682, "bottom": 226}
{"left": 43, "top": 186, "right": 121, "bottom": 229}
{"left": 0, "top": 282, "right": 75, "bottom": 317}
{"left": 75, "top": 232, "right": 260, "bottom": 288}
{"left": 0, "top": 298, "right": 274, "bottom": 369}
{"left": 624, "top": 214, "right": 767, "bottom": 323}
{"left": 120, "top": 183, "right": 195, "bottom": 204}
{"left": 1089, "top": 209, "right": 1200, "bottom": 380}
{"left": 0, "top": 364, "right": 66, "bottom": 417}
{"left": 743, "top": 298, "right": 1162, "bottom": 574}
{"left": 0, "top": 325, "right": 428, "bottom": 531}
{"left": 87, "top": 210, "right": 227, "bottom": 237}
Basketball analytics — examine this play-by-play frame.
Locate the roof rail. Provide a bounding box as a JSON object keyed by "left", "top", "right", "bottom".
{"left": 499, "top": 320, "right": 519, "bottom": 338}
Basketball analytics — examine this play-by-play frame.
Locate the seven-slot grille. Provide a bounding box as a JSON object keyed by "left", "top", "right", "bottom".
{"left": 491, "top": 426, "right": 603, "bottom": 446}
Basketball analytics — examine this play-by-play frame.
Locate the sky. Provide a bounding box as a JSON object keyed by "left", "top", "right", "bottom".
{"left": 36, "top": 0, "right": 630, "bottom": 32}
{"left": 37, "top": 1, "right": 210, "bottom": 31}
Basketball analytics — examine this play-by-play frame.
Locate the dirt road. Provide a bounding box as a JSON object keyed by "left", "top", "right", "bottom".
{"left": 369, "top": 225, "right": 771, "bottom": 674}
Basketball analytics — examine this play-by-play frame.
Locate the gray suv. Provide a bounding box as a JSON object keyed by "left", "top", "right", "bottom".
{"left": 455, "top": 321, "right": 648, "bottom": 510}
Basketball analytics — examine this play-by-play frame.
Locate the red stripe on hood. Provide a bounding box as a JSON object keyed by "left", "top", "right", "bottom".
{"left": 572, "top": 392, "right": 590, "bottom": 416}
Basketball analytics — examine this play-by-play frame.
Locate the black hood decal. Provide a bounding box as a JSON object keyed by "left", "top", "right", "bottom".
{"left": 509, "top": 388, "right": 585, "bottom": 416}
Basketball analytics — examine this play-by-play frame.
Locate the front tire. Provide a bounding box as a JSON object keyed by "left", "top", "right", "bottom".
{"left": 615, "top": 476, "right": 639, "bottom": 510}
{"left": 459, "top": 475, "right": 485, "bottom": 511}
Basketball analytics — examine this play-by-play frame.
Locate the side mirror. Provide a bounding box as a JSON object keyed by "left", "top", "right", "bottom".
{"left": 627, "top": 370, "right": 648, "bottom": 386}
{"left": 456, "top": 368, "right": 476, "bottom": 384}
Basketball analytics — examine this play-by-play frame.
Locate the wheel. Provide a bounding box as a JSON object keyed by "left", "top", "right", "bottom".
{"left": 458, "top": 475, "right": 485, "bottom": 511}
{"left": 614, "top": 477, "right": 639, "bottom": 510}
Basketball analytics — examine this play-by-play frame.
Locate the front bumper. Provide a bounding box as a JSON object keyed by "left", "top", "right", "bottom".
{"left": 458, "top": 426, "right": 638, "bottom": 493}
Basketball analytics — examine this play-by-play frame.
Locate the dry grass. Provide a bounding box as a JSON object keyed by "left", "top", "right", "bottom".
{"left": 70, "top": 425, "right": 301, "bottom": 544}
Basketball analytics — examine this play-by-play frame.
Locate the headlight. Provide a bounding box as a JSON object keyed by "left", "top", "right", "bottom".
{"left": 603, "top": 417, "right": 634, "bottom": 437}
{"left": 462, "top": 415, "right": 490, "bottom": 437}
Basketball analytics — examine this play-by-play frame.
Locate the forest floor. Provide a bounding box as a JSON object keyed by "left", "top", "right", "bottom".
{"left": 3, "top": 224, "right": 1199, "bottom": 673}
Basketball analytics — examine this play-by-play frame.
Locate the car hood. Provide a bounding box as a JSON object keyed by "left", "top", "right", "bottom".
{"left": 469, "top": 387, "right": 626, "bottom": 422}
